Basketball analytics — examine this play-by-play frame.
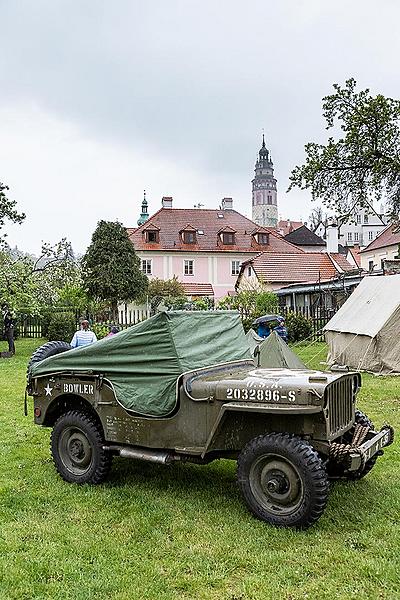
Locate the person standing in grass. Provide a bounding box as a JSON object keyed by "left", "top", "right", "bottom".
{"left": 70, "top": 319, "right": 97, "bottom": 348}
{"left": 4, "top": 311, "right": 15, "bottom": 354}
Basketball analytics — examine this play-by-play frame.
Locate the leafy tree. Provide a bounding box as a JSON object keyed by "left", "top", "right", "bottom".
{"left": 147, "top": 276, "right": 186, "bottom": 311}
{"left": 0, "top": 182, "right": 25, "bottom": 248}
{"left": 0, "top": 240, "right": 80, "bottom": 313}
{"left": 289, "top": 79, "right": 400, "bottom": 221}
{"left": 217, "top": 290, "right": 279, "bottom": 331}
{"left": 82, "top": 221, "right": 148, "bottom": 316}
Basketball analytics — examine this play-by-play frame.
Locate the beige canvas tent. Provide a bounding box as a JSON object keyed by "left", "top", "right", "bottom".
{"left": 324, "top": 274, "right": 400, "bottom": 373}
{"left": 245, "top": 330, "right": 306, "bottom": 369}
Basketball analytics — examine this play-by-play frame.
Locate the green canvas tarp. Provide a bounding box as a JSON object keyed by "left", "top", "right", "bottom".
{"left": 248, "top": 330, "right": 307, "bottom": 369}
{"left": 31, "top": 311, "right": 251, "bottom": 417}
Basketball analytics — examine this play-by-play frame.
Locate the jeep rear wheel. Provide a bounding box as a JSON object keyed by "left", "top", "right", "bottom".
{"left": 51, "top": 410, "right": 112, "bottom": 484}
{"left": 237, "top": 433, "right": 329, "bottom": 529}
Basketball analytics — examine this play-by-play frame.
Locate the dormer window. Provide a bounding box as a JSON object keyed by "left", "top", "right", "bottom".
{"left": 222, "top": 232, "right": 235, "bottom": 245}
{"left": 180, "top": 225, "right": 197, "bottom": 245}
{"left": 183, "top": 231, "right": 196, "bottom": 244}
{"left": 252, "top": 230, "right": 269, "bottom": 246}
{"left": 145, "top": 230, "right": 159, "bottom": 243}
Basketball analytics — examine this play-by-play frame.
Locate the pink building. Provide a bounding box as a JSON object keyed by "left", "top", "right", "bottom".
{"left": 128, "top": 196, "right": 301, "bottom": 300}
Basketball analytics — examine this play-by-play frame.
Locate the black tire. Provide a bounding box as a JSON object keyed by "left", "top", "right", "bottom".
{"left": 27, "top": 340, "right": 71, "bottom": 377}
{"left": 237, "top": 433, "right": 329, "bottom": 529}
{"left": 329, "top": 410, "right": 378, "bottom": 480}
{"left": 50, "top": 410, "right": 112, "bottom": 484}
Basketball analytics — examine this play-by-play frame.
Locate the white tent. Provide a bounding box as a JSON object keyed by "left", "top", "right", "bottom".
{"left": 324, "top": 274, "right": 400, "bottom": 373}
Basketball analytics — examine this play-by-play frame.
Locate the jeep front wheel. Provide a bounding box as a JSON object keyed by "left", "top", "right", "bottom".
{"left": 237, "top": 433, "right": 329, "bottom": 529}
{"left": 51, "top": 410, "right": 112, "bottom": 484}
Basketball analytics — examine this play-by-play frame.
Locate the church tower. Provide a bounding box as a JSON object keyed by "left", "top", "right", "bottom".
{"left": 251, "top": 135, "right": 278, "bottom": 227}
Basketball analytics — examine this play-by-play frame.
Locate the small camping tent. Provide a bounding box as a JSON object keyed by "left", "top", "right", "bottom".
{"left": 246, "top": 330, "right": 307, "bottom": 369}
{"left": 245, "top": 329, "right": 264, "bottom": 357}
{"left": 324, "top": 274, "right": 400, "bottom": 373}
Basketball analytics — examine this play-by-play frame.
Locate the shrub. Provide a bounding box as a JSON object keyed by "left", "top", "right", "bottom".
{"left": 285, "top": 311, "right": 313, "bottom": 342}
{"left": 47, "top": 312, "right": 77, "bottom": 342}
{"left": 91, "top": 323, "right": 111, "bottom": 340}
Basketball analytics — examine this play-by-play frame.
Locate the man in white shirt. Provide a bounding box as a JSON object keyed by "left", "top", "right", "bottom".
{"left": 70, "top": 320, "right": 97, "bottom": 348}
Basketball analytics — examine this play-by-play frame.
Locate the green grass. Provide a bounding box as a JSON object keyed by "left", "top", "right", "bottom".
{"left": 0, "top": 338, "right": 399, "bottom": 600}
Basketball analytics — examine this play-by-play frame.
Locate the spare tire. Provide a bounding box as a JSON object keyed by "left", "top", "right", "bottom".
{"left": 27, "top": 340, "right": 72, "bottom": 378}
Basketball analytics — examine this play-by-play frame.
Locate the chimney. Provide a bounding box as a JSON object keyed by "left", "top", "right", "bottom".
{"left": 326, "top": 219, "right": 338, "bottom": 253}
{"left": 161, "top": 196, "right": 173, "bottom": 208}
{"left": 221, "top": 197, "right": 233, "bottom": 210}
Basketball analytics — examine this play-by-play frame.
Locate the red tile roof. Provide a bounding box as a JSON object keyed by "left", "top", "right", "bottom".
{"left": 277, "top": 220, "right": 303, "bottom": 236}
{"left": 129, "top": 208, "right": 304, "bottom": 254}
{"left": 181, "top": 282, "right": 214, "bottom": 296}
{"left": 360, "top": 223, "right": 400, "bottom": 253}
{"left": 242, "top": 252, "right": 355, "bottom": 285}
{"left": 347, "top": 246, "right": 361, "bottom": 267}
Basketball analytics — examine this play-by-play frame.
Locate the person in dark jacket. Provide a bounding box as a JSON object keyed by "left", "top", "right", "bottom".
{"left": 274, "top": 318, "right": 288, "bottom": 343}
{"left": 4, "top": 312, "right": 15, "bottom": 354}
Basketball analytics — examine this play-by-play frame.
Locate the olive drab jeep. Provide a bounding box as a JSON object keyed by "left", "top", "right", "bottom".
{"left": 26, "top": 311, "right": 394, "bottom": 529}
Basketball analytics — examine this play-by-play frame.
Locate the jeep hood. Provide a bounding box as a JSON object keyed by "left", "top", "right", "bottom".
{"left": 186, "top": 366, "right": 356, "bottom": 406}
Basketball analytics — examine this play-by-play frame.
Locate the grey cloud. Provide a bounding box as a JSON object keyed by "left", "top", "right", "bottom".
{"left": 1, "top": 0, "right": 400, "bottom": 199}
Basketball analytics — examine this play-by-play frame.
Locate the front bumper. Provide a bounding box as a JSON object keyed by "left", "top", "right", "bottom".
{"left": 347, "top": 426, "right": 394, "bottom": 471}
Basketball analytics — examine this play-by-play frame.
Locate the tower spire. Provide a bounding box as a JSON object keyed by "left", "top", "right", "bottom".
{"left": 137, "top": 189, "right": 149, "bottom": 226}
{"left": 251, "top": 136, "right": 278, "bottom": 228}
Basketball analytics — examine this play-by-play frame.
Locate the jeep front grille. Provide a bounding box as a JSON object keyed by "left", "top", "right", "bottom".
{"left": 325, "top": 377, "right": 354, "bottom": 436}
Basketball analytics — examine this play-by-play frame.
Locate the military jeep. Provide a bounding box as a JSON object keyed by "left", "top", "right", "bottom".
{"left": 26, "top": 311, "right": 394, "bottom": 529}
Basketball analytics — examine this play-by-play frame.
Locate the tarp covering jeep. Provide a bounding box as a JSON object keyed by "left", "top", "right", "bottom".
{"left": 30, "top": 311, "right": 251, "bottom": 417}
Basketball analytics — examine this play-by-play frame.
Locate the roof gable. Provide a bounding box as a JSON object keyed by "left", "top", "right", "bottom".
{"left": 284, "top": 225, "right": 325, "bottom": 246}
{"left": 360, "top": 223, "right": 400, "bottom": 253}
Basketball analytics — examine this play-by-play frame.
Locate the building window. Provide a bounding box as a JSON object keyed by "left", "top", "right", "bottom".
{"left": 258, "top": 233, "right": 269, "bottom": 245}
{"left": 231, "top": 260, "right": 240, "bottom": 275}
{"left": 222, "top": 232, "right": 235, "bottom": 245}
{"left": 347, "top": 232, "right": 353, "bottom": 241}
{"left": 184, "top": 260, "right": 194, "bottom": 276}
{"left": 356, "top": 214, "right": 361, "bottom": 224}
{"left": 141, "top": 259, "right": 152, "bottom": 275}
{"left": 145, "top": 230, "right": 159, "bottom": 243}
{"left": 354, "top": 232, "right": 359, "bottom": 242}
{"left": 182, "top": 231, "right": 196, "bottom": 244}
{"left": 364, "top": 214, "right": 369, "bottom": 223}
{"left": 368, "top": 260, "right": 374, "bottom": 271}
{"left": 368, "top": 231, "right": 374, "bottom": 240}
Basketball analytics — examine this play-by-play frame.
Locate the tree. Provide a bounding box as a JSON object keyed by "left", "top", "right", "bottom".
{"left": 147, "top": 277, "right": 186, "bottom": 311}
{"left": 217, "top": 290, "right": 279, "bottom": 331}
{"left": 0, "top": 239, "right": 81, "bottom": 313}
{"left": 288, "top": 79, "right": 400, "bottom": 221}
{"left": 0, "top": 182, "right": 25, "bottom": 247}
{"left": 308, "top": 206, "right": 329, "bottom": 234}
{"left": 82, "top": 221, "right": 148, "bottom": 315}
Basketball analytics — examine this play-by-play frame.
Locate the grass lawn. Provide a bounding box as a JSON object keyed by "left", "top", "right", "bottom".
{"left": 0, "top": 338, "right": 399, "bottom": 600}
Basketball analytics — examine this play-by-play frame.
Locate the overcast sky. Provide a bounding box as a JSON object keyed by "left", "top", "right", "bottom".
{"left": 1, "top": 0, "right": 399, "bottom": 254}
